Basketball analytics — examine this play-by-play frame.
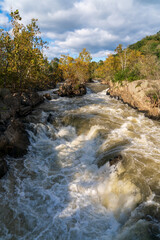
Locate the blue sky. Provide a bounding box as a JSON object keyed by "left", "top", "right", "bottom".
{"left": 1, "top": 0, "right": 160, "bottom": 61}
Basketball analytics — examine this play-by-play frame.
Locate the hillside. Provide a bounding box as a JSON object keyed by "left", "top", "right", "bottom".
{"left": 129, "top": 32, "right": 160, "bottom": 58}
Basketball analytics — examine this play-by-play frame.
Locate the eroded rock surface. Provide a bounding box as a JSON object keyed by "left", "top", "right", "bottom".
{"left": 107, "top": 80, "right": 160, "bottom": 119}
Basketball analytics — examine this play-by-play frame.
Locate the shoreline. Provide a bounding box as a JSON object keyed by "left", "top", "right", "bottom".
{"left": 106, "top": 80, "right": 160, "bottom": 120}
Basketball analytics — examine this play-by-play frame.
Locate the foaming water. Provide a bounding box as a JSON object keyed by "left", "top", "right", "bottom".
{"left": 0, "top": 85, "right": 160, "bottom": 239}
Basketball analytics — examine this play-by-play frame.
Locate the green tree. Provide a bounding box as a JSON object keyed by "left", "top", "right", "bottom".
{"left": 0, "top": 10, "right": 54, "bottom": 90}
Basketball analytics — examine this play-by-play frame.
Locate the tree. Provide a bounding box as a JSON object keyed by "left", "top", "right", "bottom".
{"left": 59, "top": 55, "right": 75, "bottom": 81}
{"left": 75, "top": 48, "right": 92, "bottom": 83}
{"left": 0, "top": 29, "right": 12, "bottom": 87}
{"left": 59, "top": 48, "right": 92, "bottom": 84}
{"left": 49, "top": 58, "right": 63, "bottom": 83}
{"left": 10, "top": 10, "right": 48, "bottom": 89}
{"left": 0, "top": 10, "right": 53, "bottom": 90}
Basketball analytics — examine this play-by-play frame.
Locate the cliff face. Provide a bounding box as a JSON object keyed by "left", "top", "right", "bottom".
{"left": 107, "top": 80, "right": 160, "bottom": 119}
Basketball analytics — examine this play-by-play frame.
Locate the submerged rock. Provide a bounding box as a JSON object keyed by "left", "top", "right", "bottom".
{"left": 97, "top": 154, "right": 123, "bottom": 168}
{"left": 109, "top": 155, "right": 123, "bottom": 166}
{"left": 47, "top": 113, "right": 54, "bottom": 123}
{"left": 58, "top": 82, "right": 86, "bottom": 97}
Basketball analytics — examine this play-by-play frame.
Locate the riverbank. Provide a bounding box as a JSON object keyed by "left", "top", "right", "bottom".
{"left": 107, "top": 80, "right": 160, "bottom": 120}
{"left": 0, "top": 89, "right": 44, "bottom": 178}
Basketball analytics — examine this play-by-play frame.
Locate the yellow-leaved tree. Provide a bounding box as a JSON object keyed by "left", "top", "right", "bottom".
{"left": 59, "top": 48, "right": 92, "bottom": 84}
{"left": 0, "top": 10, "right": 54, "bottom": 90}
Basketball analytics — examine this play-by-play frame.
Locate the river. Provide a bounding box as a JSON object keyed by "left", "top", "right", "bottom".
{"left": 0, "top": 83, "right": 160, "bottom": 239}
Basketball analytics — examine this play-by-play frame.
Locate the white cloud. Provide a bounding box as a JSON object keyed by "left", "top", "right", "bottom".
{"left": 92, "top": 50, "right": 114, "bottom": 58}
{"left": 56, "top": 28, "right": 118, "bottom": 49}
{"left": 1, "top": 0, "right": 160, "bottom": 60}
{"left": 0, "top": 13, "right": 9, "bottom": 26}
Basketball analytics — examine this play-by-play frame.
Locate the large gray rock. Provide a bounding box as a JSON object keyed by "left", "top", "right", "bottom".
{"left": 4, "top": 119, "right": 29, "bottom": 157}
{"left": 0, "top": 158, "right": 8, "bottom": 178}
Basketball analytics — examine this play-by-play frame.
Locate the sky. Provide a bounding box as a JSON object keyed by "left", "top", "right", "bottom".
{"left": 0, "top": 0, "right": 160, "bottom": 61}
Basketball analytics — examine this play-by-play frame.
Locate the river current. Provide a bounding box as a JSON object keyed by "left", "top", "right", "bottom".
{"left": 0, "top": 83, "right": 160, "bottom": 239}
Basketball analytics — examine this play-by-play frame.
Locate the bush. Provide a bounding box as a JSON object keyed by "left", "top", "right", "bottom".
{"left": 113, "top": 68, "right": 140, "bottom": 82}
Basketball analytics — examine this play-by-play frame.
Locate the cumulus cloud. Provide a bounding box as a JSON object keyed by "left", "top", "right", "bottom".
{"left": 0, "top": 13, "right": 9, "bottom": 26}
{"left": 1, "top": 0, "right": 160, "bottom": 60}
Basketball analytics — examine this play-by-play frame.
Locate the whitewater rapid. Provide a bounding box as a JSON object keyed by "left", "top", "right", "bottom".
{"left": 0, "top": 84, "right": 160, "bottom": 240}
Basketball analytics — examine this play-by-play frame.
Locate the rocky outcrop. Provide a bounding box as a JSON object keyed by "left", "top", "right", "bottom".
{"left": 0, "top": 157, "right": 8, "bottom": 178}
{"left": 0, "top": 89, "right": 44, "bottom": 120}
{"left": 58, "top": 82, "right": 86, "bottom": 97}
{"left": 4, "top": 119, "right": 29, "bottom": 157}
{"left": 0, "top": 88, "right": 44, "bottom": 178}
{"left": 107, "top": 80, "right": 160, "bottom": 119}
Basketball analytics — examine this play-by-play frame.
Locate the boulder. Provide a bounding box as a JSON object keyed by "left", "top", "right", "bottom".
{"left": 0, "top": 158, "right": 8, "bottom": 178}
{"left": 44, "top": 93, "right": 52, "bottom": 100}
{"left": 4, "top": 119, "right": 29, "bottom": 157}
{"left": 58, "top": 82, "right": 86, "bottom": 97}
{"left": 28, "top": 92, "right": 44, "bottom": 107}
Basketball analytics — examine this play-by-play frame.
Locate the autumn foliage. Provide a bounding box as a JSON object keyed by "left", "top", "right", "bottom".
{"left": 59, "top": 48, "right": 92, "bottom": 85}
{"left": 0, "top": 10, "right": 57, "bottom": 91}
{"left": 95, "top": 43, "right": 160, "bottom": 82}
